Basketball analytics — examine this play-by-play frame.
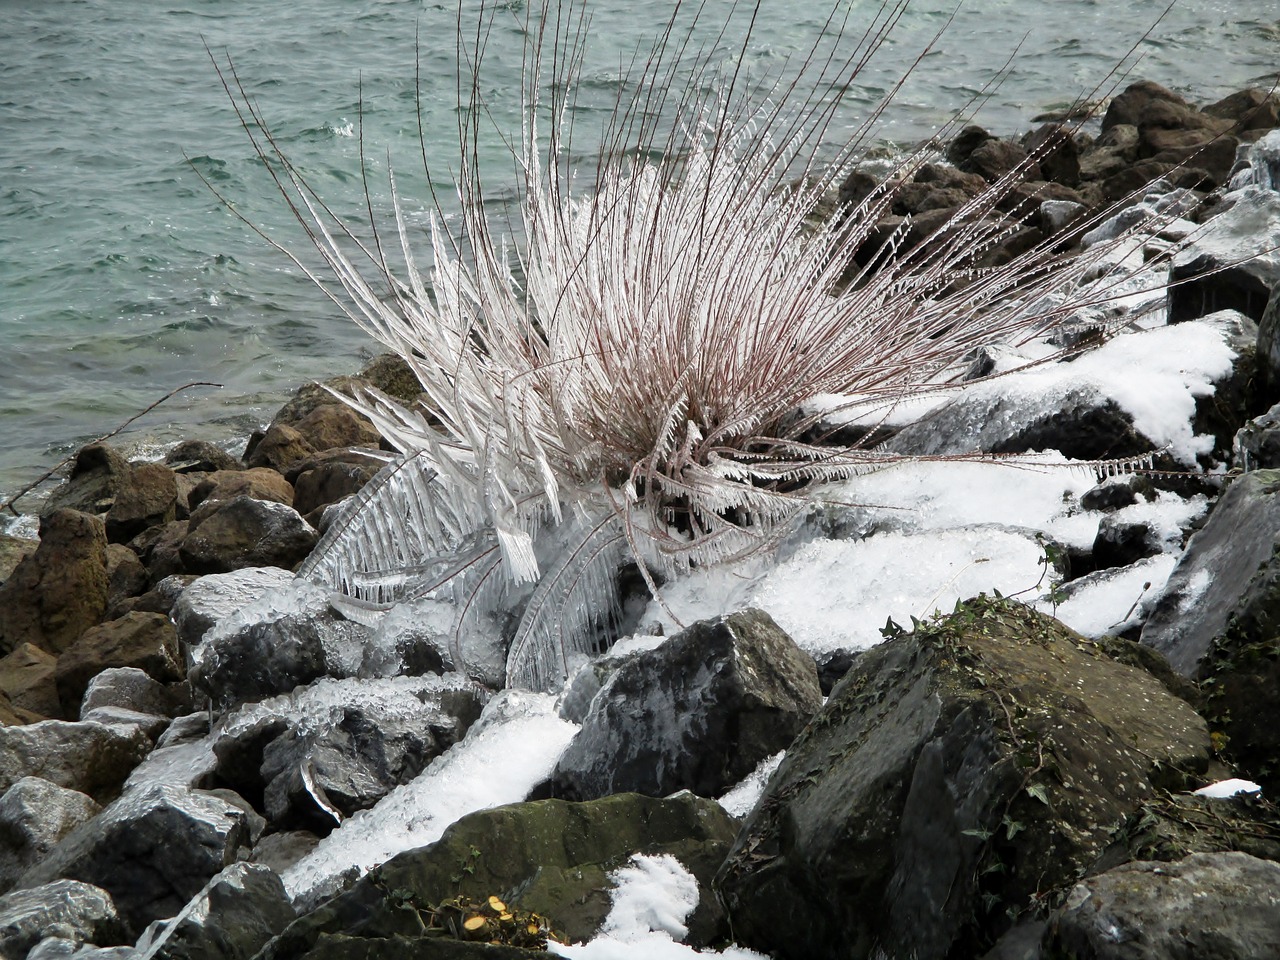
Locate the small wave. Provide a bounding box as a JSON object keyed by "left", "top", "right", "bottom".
{"left": 330, "top": 119, "right": 355, "bottom": 138}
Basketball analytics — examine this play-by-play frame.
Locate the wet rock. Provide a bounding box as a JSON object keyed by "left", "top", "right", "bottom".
{"left": 715, "top": 596, "right": 1210, "bottom": 960}
{"left": 1091, "top": 516, "right": 1159, "bottom": 570}
{"left": 0, "top": 691, "right": 41, "bottom": 727}
{"left": 357, "top": 354, "right": 423, "bottom": 404}
{"left": 1170, "top": 187, "right": 1280, "bottom": 325}
{"left": 1024, "top": 122, "right": 1080, "bottom": 185}
{"left": 0, "top": 779, "right": 101, "bottom": 894}
{"left": 180, "top": 497, "right": 317, "bottom": 575}
{"left": 251, "top": 830, "right": 319, "bottom": 875}
{"left": 1044, "top": 852, "right": 1280, "bottom": 960}
{"left": 130, "top": 520, "right": 190, "bottom": 584}
{"left": 0, "top": 880, "right": 128, "bottom": 958}
{"left": 54, "top": 612, "right": 182, "bottom": 718}
{"left": 0, "top": 643, "right": 60, "bottom": 720}
{"left": 0, "top": 719, "right": 151, "bottom": 802}
{"left": 80, "top": 667, "right": 187, "bottom": 719}
{"left": 962, "top": 138, "right": 1038, "bottom": 183}
{"left": 211, "top": 676, "right": 486, "bottom": 831}
{"left": 172, "top": 567, "right": 297, "bottom": 649}
{"left": 1141, "top": 469, "right": 1280, "bottom": 675}
{"left": 190, "top": 580, "right": 369, "bottom": 711}
{"left": 16, "top": 784, "right": 250, "bottom": 937}
{"left": 164, "top": 440, "right": 241, "bottom": 475}
{"left": 0, "top": 509, "right": 109, "bottom": 657}
{"left": 551, "top": 609, "right": 821, "bottom": 801}
{"left": 134, "top": 861, "right": 295, "bottom": 960}
{"left": 1234, "top": 400, "right": 1280, "bottom": 470}
{"left": 104, "top": 461, "right": 178, "bottom": 544}
{"left": 1205, "top": 87, "right": 1280, "bottom": 136}
{"left": 261, "top": 792, "right": 738, "bottom": 958}
{"left": 189, "top": 468, "right": 294, "bottom": 510}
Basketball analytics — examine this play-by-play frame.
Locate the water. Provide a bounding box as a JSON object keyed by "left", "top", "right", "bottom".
{"left": 2, "top": 0, "right": 1277, "bottom": 519}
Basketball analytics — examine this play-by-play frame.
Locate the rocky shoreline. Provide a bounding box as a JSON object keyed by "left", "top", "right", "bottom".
{"left": 2, "top": 80, "right": 1280, "bottom": 959}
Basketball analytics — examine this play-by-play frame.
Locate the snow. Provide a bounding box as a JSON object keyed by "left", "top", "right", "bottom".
{"left": 550, "top": 854, "right": 769, "bottom": 960}
{"left": 282, "top": 689, "right": 578, "bottom": 904}
{"left": 718, "top": 752, "right": 784, "bottom": 819}
{"left": 1194, "top": 779, "right": 1263, "bottom": 799}
{"left": 1040, "top": 553, "right": 1178, "bottom": 638}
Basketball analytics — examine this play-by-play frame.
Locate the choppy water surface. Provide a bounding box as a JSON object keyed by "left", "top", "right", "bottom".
{"left": 2, "top": 0, "right": 1277, "bottom": 515}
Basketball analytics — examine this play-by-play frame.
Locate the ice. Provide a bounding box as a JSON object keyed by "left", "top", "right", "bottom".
{"left": 551, "top": 854, "right": 768, "bottom": 959}
{"left": 1193, "top": 778, "right": 1263, "bottom": 799}
{"left": 283, "top": 689, "right": 577, "bottom": 905}
{"left": 718, "top": 752, "right": 784, "bottom": 819}
{"left": 191, "top": 578, "right": 331, "bottom": 670}
{"left": 1038, "top": 553, "right": 1178, "bottom": 638}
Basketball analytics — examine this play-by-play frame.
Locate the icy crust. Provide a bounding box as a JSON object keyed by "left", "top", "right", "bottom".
{"left": 717, "top": 752, "right": 784, "bottom": 819}
{"left": 1046, "top": 553, "right": 1179, "bottom": 638}
{"left": 189, "top": 578, "right": 332, "bottom": 671}
{"left": 283, "top": 689, "right": 578, "bottom": 905}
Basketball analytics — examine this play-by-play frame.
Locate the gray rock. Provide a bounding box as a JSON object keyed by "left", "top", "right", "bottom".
{"left": 55, "top": 612, "right": 183, "bottom": 718}
{"left": 715, "top": 596, "right": 1210, "bottom": 960}
{"left": 16, "top": 784, "right": 249, "bottom": 937}
{"left": 0, "top": 880, "right": 128, "bottom": 958}
{"left": 180, "top": 497, "right": 317, "bottom": 576}
{"left": 551, "top": 608, "right": 822, "bottom": 800}
{"left": 249, "top": 831, "right": 318, "bottom": 875}
{"left": 189, "top": 580, "right": 370, "bottom": 711}
{"left": 1234, "top": 400, "right": 1280, "bottom": 470}
{"left": 1045, "top": 852, "right": 1280, "bottom": 960}
{"left": 80, "top": 668, "right": 185, "bottom": 720}
{"left": 78, "top": 707, "right": 169, "bottom": 741}
{"left": 134, "top": 862, "right": 294, "bottom": 960}
{"left": 0, "top": 779, "right": 101, "bottom": 894}
{"left": 0, "top": 720, "right": 152, "bottom": 802}
{"left": 1170, "top": 186, "right": 1280, "bottom": 324}
{"left": 1141, "top": 469, "right": 1280, "bottom": 674}
{"left": 172, "top": 568, "right": 296, "bottom": 649}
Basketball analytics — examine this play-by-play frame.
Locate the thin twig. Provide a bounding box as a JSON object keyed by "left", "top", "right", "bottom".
{"left": 2, "top": 381, "right": 223, "bottom": 517}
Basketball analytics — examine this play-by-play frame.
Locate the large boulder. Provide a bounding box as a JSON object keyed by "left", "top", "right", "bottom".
{"left": 189, "top": 468, "right": 295, "bottom": 511}
{"left": 0, "top": 509, "right": 109, "bottom": 657}
{"left": 551, "top": 608, "right": 821, "bottom": 801}
{"left": 0, "top": 719, "right": 152, "bottom": 802}
{"left": 54, "top": 611, "right": 183, "bottom": 717}
{"left": 0, "top": 643, "right": 60, "bottom": 719}
{"left": 1141, "top": 469, "right": 1280, "bottom": 675}
{"left": 1044, "top": 852, "right": 1280, "bottom": 960}
{"left": 134, "top": 862, "right": 295, "bottom": 960}
{"left": 0, "top": 778, "right": 101, "bottom": 894}
{"left": 0, "top": 879, "right": 128, "bottom": 958}
{"left": 171, "top": 567, "right": 296, "bottom": 648}
{"left": 261, "top": 792, "right": 739, "bottom": 958}
{"left": 715, "top": 596, "right": 1210, "bottom": 960}
{"left": 16, "top": 784, "right": 250, "bottom": 936}
{"left": 180, "top": 496, "right": 318, "bottom": 575}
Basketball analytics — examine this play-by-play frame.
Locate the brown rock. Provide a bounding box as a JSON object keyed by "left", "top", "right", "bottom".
{"left": 105, "top": 544, "right": 148, "bottom": 612}
{"left": 291, "top": 459, "right": 378, "bottom": 516}
{"left": 357, "top": 353, "right": 423, "bottom": 404}
{"left": 189, "top": 468, "right": 294, "bottom": 510}
{"left": 1025, "top": 122, "right": 1081, "bottom": 185}
{"left": 0, "top": 534, "right": 36, "bottom": 586}
{"left": 179, "top": 496, "right": 318, "bottom": 575}
{"left": 1144, "top": 129, "right": 1241, "bottom": 186}
{"left": 104, "top": 461, "right": 177, "bottom": 544}
{"left": 995, "top": 180, "right": 1086, "bottom": 223}
{"left": 0, "top": 644, "right": 60, "bottom": 720}
{"left": 40, "top": 444, "right": 130, "bottom": 520}
{"left": 55, "top": 611, "right": 182, "bottom": 717}
{"left": 129, "top": 520, "right": 189, "bottom": 584}
{"left": 163, "top": 440, "right": 241, "bottom": 474}
{"left": 0, "top": 691, "right": 42, "bottom": 727}
{"left": 245, "top": 423, "right": 316, "bottom": 474}
{"left": 945, "top": 124, "right": 994, "bottom": 166}
{"left": 1204, "top": 87, "right": 1280, "bottom": 133}
{"left": 292, "top": 404, "right": 381, "bottom": 457}
{"left": 961, "top": 138, "right": 1039, "bottom": 183}
{"left": 1102, "top": 80, "right": 1193, "bottom": 132}
{"left": 0, "top": 510, "right": 109, "bottom": 657}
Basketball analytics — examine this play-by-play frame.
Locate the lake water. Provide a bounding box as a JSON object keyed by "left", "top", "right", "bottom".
{"left": 2, "top": 0, "right": 1277, "bottom": 517}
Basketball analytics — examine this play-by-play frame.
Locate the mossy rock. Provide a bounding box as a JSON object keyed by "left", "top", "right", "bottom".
{"left": 263, "top": 792, "right": 738, "bottom": 959}
{"left": 716, "top": 595, "right": 1211, "bottom": 960}
{"left": 1098, "top": 792, "right": 1280, "bottom": 869}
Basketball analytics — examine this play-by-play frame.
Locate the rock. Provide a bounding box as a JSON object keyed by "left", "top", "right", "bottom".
{"left": 134, "top": 862, "right": 295, "bottom": 960}
{"left": 0, "top": 720, "right": 152, "bottom": 802}
{"left": 0, "top": 779, "right": 101, "bottom": 894}
{"left": 1091, "top": 516, "right": 1159, "bottom": 570}
{"left": 261, "top": 792, "right": 739, "bottom": 958}
{"left": 131, "top": 520, "right": 190, "bottom": 584}
{"left": 0, "top": 691, "right": 41, "bottom": 728}
{"left": 357, "top": 354, "right": 423, "bottom": 404}
{"left": 1108, "top": 791, "right": 1280, "bottom": 866}
{"left": 1039, "top": 199, "right": 1086, "bottom": 235}
{"left": 0, "top": 880, "right": 128, "bottom": 958}
{"left": 1101, "top": 80, "right": 1197, "bottom": 134}
{"left": 550, "top": 609, "right": 821, "bottom": 801}
{"left": 16, "top": 784, "right": 250, "bottom": 936}
{"left": 0, "top": 643, "right": 60, "bottom": 719}
{"left": 80, "top": 667, "right": 186, "bottom": 719}
{"left": 104, "top": 461, "right": 178, "bottom": 544}
{"left": 41, "top": 445, "right": 131, "bottom": 520}
{"left": 180, "top": 497, "right": 317, "bottom": 575}
{"left": 190, "top": 579, "right": 369, "bottom": 711}
{"left": 945, "top": 124, "right": 995, "bottom": 167}
{"left": 1045, "top": 852, "right": 1280, "bottom": 960}
{"left": 1080, "top": 479, "right": 1141, "bottom": 512}
{"left": 210, "top": 676, "right": 485, "bottom": 831}
{"left": 1170, "top": 187, "right": 1280, "bottom": 325}
{"left": 1024, "top": 122, "right": 1080, "bottom": 185}
{"left": 172, "top": 567, "right": 297, "bottom": 648}
{"left": 1141, "top": 469, "right": 1280, "bottom": 675}
{"left": 164, "top": 441, "right": 241, "bottom": 475}
{"left": 0, "top": 510, "right": 109, "bottom": 657}
{"left": 961, "top": 138, "right": 1038, "bottom": 183}
{"left": 292, "top": 459, "right": 378, "bottom": 517}
{"left": 1204, "top": 88, "right": 1280, "bottom": 136}
{"left": 55, "top": 612, "right": 181, "bottom": 718}
{"left": 715, "top": 596, "right": 1211, "bottom": 960}
{"left": 189, "top": 468, "right": 294, "bottom": 510}
{"left": 0, "top": 533, "right": 36, "bottom": 585}
{"left": 280, "top": 935, "right": 547, "bottom": 959}
{"left": 292, "top": 405, "right": 382, "bottom": 456}
{"left": 105, "top": 543, "right": 149, "bottom": 612}
{"left": 250, "top": 830, "right": 319, "bottom": 874}
{"left": 1235, "top": 400, "right": 1280, "bottom": 470}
